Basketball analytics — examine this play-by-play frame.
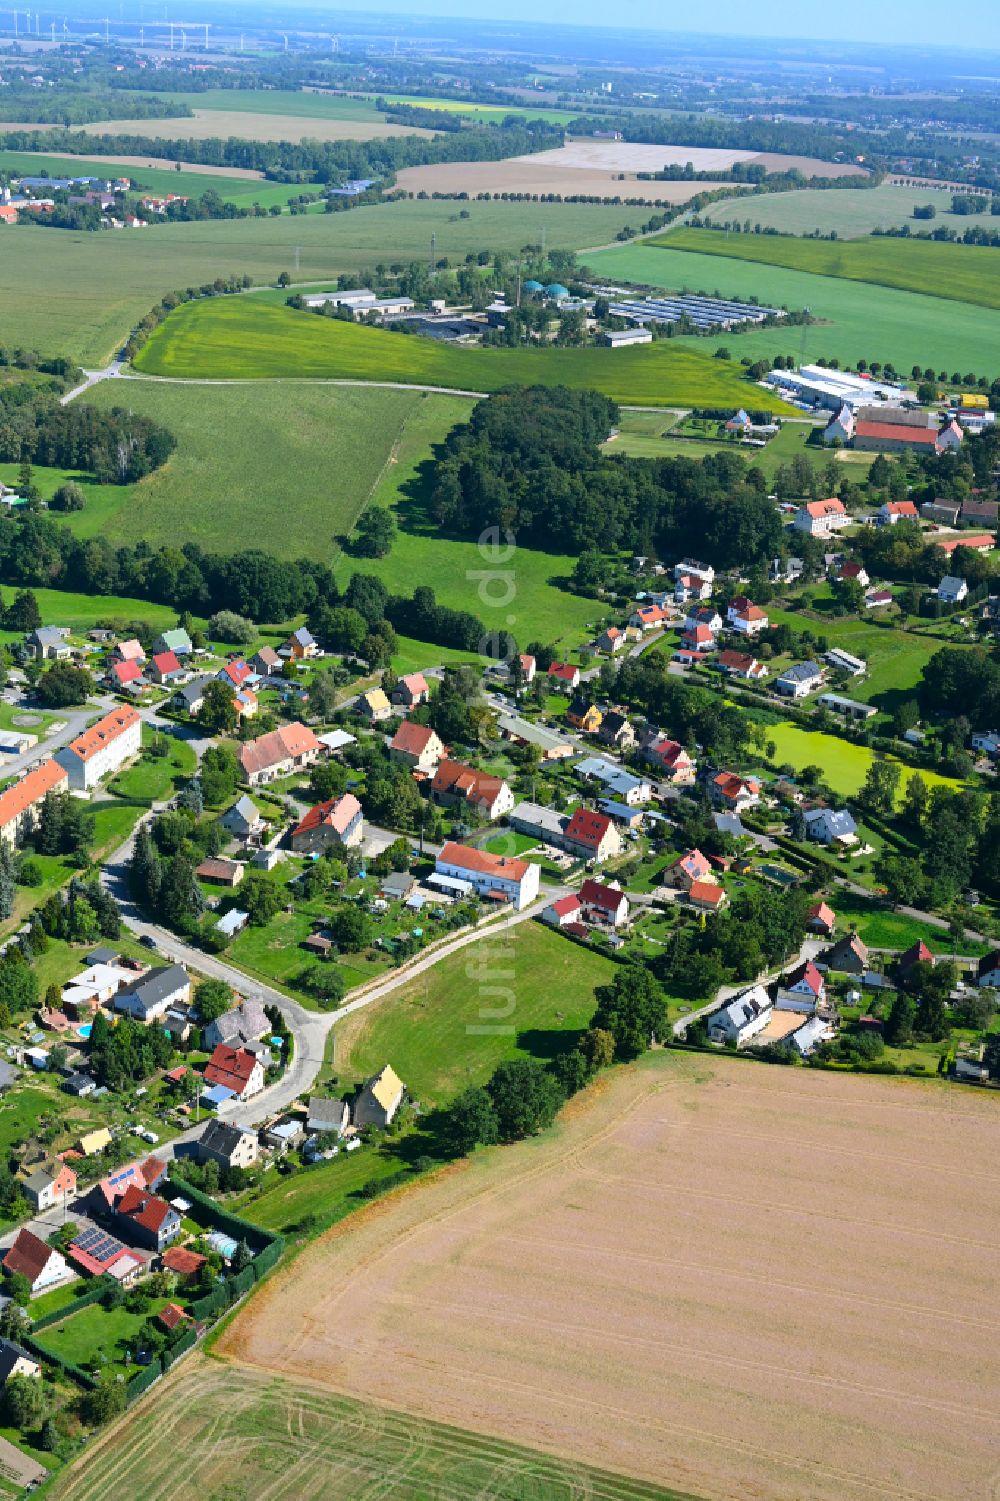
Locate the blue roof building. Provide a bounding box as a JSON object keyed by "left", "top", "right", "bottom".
{"left": 545, "top": 283, "right": 570, "bottom": 299}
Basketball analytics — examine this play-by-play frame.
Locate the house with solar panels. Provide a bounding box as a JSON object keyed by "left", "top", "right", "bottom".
{"left": 67, "top": 1225, "right": 145, "bottom": 1284}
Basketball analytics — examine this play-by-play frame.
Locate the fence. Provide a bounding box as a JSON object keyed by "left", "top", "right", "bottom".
{"left": 30, "top": 1277, "right": 114, "bottom": 1332}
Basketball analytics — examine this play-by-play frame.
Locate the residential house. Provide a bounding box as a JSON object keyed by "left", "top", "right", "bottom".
{"left": 54, "top": 705, "right": 142, "bottom": 791}
{"left": 506, "top": 652, "right": 536, "bottom": 685}
{"left": 710, "top": 772, "right": 761, "bottom": 812}
{"left": 195, "top": 857, "right": 244, "bottom": 889}
{"left": 389, "top": 721, "right": 445, "bottom": 773}
{"left": 679, "top": 622, "right": 717, "bottom": 656}
{"left": 239, "top": 722, "right": 322, "bottom": 785}
{"left": 434, "top": 841, "right": 540, "bottom": 910}
{"left": 566, "top": 698, "right": 603, "bottom": 733}
{"left": 496, "top": 713, "right": 573, "bottom": 761}
{"left": 806, "top": 901, "right": 837, "bottom": 938}
{"left": 674, "top": 559, "right": 715, "bottom": 589}
{"left": 825, "top": 932, "right": 870, "bottom": 974}
{"left": 216, "top": 909, "right": 249, "bottom": 940}
{"left": 877, "top": 500, "right": 920, "bottom": 526}
{"left": 595, "top": 627, "right": 625, "bottom": 655}
{"left": 111, "top": 659, "right": 145, "bottom": 693}
{"left": 391, "top": 672, "right": 430, "bottom": 709}
{"left": 203, "top": 1044, "right": 265, "bottom": 1100}
{"left": 579, "top": 878, "right": 629, "bottom": 927}
{"left": 197, "top": 1119, "right": 259, "bottom": 1172}
{"left": 727, "top": 598, "right": 769, "bottom": 636}
{"left": 707, "top": 986, "right": 772, "bottom": 1047}
{"left": 114, "top": 965, "right": 190, "bottom": 1023}
{"left": 789, "top": 1015, "right": 831, "bottom": 1057}
{"left": 281, "top": 626, "right": 318, "bottom": 661}
{"left": 972, "top": 732, "right": 1000, "bottom": 759}
{"left": 837, "top": 561, "right": 869, "bottom": 588}
{"left": 575, "top": 756, "right": 652, "bottom": 804}
{"left": 77, "top": 1127, "right": 112, "bottom": 1157}
{"left": 220, "top": 795, "right": 264, "bottom": 842}
{"left": 920, "top": 500, "right": 961, "bottom": 527}
{"left": 897, "top": 940, "right": 934, "bottom": 976}
{"left": 203, "top": 999, "right": 269, "bottom": 1050}
{"left": 174, "top": 676, "right": 213, "bottom": 716}
{"left": 0, "top": 759, "right": 68, "bottom": 848}
{"left": 305, "top": 1096, "right": 351, "bottom": 1136}
{"left": 674, "top": 572, "right": 713, "bottom": 604}
{"left": 67, "top": 1227, "right": 143, "bottom": 1284}
{"left": 152, "top": 628, "right": 192, "bottom": 658}
{"left": 353, "top": 1064, "right": 405, "bottom": 1129}
{"left": 0, "top": 1340, "right": 40, "bottom": 1385}
{"left": 793, "top": 497, "right": 850, "bottom": 536}
{"left": 976, "top": 951, "right": 1000, "bottom": 989}
{"left": 628, "top": 602, "right": 670, "bottom": 633}
{"left": 431, "top": 761, "right": 514, "bottom": 821}
{"left": 864, "top": 588, "right": 894, "bottom": 611}
{"left": 543, "top": 892, "right": 583, "bottom": 928}
{"left": 938, "top": 576, "right": 968, "bottom": 606}
{"left": 688, "top": 879, "right": 727, "bottom": 912}
{"left": 960, "top": 498, "right": 1000, "bottom": 529}
{"left": 685, "top": 606, "right": 723, "bottom": 635}
{"left": 22, "top": 1161, "right": 76, "bottom": 1211}
{"left": 217, "top": 659, "right": 254, "bottom": 692}
{"left": 111, "top": 1185, "right": 181, "bottom": 1252}
{"left": 149, "top": 650, "right": 184, "bottom": 685}
{"left": 563, "top": 808, "right": 623, "bottom": 863}
{"left": 776, "top": 661, "right": 824, "bottom": 698}
{"left": 716, "top": 649, "right": 767, "bottom": 681}
{"left": 27, "top": 626, "right": 71, "bottom": 661}
{"left": 289, "top": 793, "right": 364, "bottom": 853}
{"left": 547, "top": 662, "right": 580, "bottom": 691}
{"left": 356, "top": 688, "right": 392, "bottom": 723}
{"left": 61, "top": 960, "right": 130, "bottom": 1014}
{"left": 2, "top": 1230, "right": 70, "bottom": 1294}
{"left": 112, "top": 638, "right": 145, "bottom": 667}
{"left": 776, "top": 959, "right": 826, "bottom": 1013}
{"left": 161, "top": 1246, "right": 208, "bottom": 1281}
{"left": 803, "top": 807, "right": 858, "bottom": 846}
{"left": 597, "top": 711, "right": 636, "bottom": 751}
{"left": 663, "top": 848, "right": 713, "bottom": 892}
{"left": 250, "top": 645, "right": 282, "bottom": 678}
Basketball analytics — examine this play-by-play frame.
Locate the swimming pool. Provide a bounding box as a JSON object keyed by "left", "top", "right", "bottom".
{"left": 77, "top": 1023, "right": 92, "bottom": 1040}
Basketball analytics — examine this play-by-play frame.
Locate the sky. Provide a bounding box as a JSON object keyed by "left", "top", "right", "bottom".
{"left": 341, "top": 0, "right": 1000, "bottom": 50}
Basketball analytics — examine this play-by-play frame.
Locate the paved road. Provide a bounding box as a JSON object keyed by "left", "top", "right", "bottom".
{"left": 60, "top": 361, "right": 124, "bottom": 406}
{"left": 671, "top": 937, "right": 826, "bottom": 1037}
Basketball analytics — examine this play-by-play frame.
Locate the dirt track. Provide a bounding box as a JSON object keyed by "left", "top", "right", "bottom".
{"left": 217, "top": 1054, "right": 1000, "bottom": 1501}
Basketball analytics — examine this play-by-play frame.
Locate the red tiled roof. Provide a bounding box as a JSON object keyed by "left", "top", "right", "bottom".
{"left": 3, "top": 1229, "right": 55, "bottom": 1284}
{"left": 204, "top": 1044, "right": 259, "bottom": 1091}
{"left": 802, "top": 497, "right": 846, "bottom": 518}
{"left": 650, "top": 737, "right": 689, "bottom": 766}
{"left": 564, "top": 808, "right": 614, "bottom": 850}
{"left": 221, "top": 659, "right": 252, "bottom": 687}
{"left": 239, "top": 721, "right": 321, "bottom": 778}
{"left": 689, "top": 879, "right": 725, "bottom": 906}
{"left": 0, "top": 759, "right": 68, "bottom": 832}
{"left": 112, "top": 659, "right": 142, "bottom": 686}
{"left": 939, "top": 534, "right": 994, "bottom": 553}
{"left": 548, "top": 894, "right": 581, "bottom": 918}
{"left": 808, "top": 902, "right": 836, "bottom": 930}
{"left": 157, "top": 1302, "right": 188, "bottom": 1331}
{"left": 64, "top": 706, "right": 140, "bottom": 764}
{"left": 152, "top": 651, "right": 181, "bottom": 677}
{"left": 438, "top": 840, "right": 529, "bottom": 882}
{"left": 855, "top": 421, "right": 937, "bottom": 447}
{"left": 671, "top": 848, "right": 712, "bottom": 881}
{"left": 162, "top": 1246, "right": 207, "bottom": 1277}
{"left": 883, "top": 500, "right": 918, "bottom": 516}
{"left": 291, "top": 793, "right": 362, "bottom": 839}
{"left": 390, "top": 721, "right": 439, "bottom": 756}
{"left": 432, "top": 760, "right": 506, "bottom": 809}
{"left": 785, "top": 959, "right": 824, "bottom": 995}
{"left": 398, "top": 672, "right": 428, "bottom": 697}
{"left": 115, "top": 1183, "right": 175, "bottom": 1233}
{"left": 717, "top": 650, "right": 758, "bottom": 672}
{"left": 547, "top": 662, "right": 578, "bottom": 681}
{"left": 579, "top": 878, "right": 626, "bottom": 913}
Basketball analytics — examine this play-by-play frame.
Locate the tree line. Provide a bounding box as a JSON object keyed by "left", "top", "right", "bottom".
{"left": 0, "top": 387, "right": 175, "bottom": 484}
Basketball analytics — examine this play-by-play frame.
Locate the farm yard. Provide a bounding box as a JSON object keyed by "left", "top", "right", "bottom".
{"left": 211, "top": 1052, "right": 1000, "bottom": 1501}
{"left": 77, "top": 379, "right": 424, "bottom": 560}
{"left": 132, "top": 295, "right": 794, "bottom": 409}
{"left": 586, "top": 241, "right": 1000, "bottom": 377}
{"left": 653, "top": 226, "right": 1000, "bottom": 310}
{"left": 0, "top": 199, "right": 646, "bottom": 364}
{"left": 698, "top": 182, "right": 1000, "bottom": 240}
{"left": 48, "top": 1354, "right": 692, "bottom": 1501}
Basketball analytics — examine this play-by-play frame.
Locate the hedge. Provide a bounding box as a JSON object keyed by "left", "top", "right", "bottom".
{"left": 227, "top": 1265, "right": 255, "bottom": 1300}
{"left": 125, "top": 1355, "right": 162, "bottom": 1406}
{"left": 252, "top": 1239, "right": 283, "bottom": 1276}
{"left": 22, "top": 1332, "right": 97, "bottom": 1390}
{"left": 161, "top": 1324, "right": 197, "bottom": 1369}
{"left": 167, "top": 1174, "right": 282, "bottom": 1253}
{"left": 190, "top": 1285, "right": 226, "bottom": 1321}
{"left": 31, "top": 1277, "right": 114, "bottom": 1332}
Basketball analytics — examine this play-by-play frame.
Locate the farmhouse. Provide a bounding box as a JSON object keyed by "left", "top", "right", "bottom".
{"left": 239, "top": 722, "right": 322, "bottom": 785}
{"left": 0, "top": 759, "right": 68, "bottom": 847}
{"left": 290, "top": 793, "right": 364, "bottom": 853}
{"left": 434, "top": 841, "right": 540, "bottom": 910}
{"left": 55, "top": 705, "right": 142, "bottom": 791}
{"left": 389, "top": 721, "right": 445, "bottom": 773}
{"left": 853, "top": 419, "right": 962, "bottom": 455}
{"left": 716, "top": 648, "right": 767, "bottom": 680}
{"left": 431, "top": 761, "right": 513, "bottom": 821}
{"left": 706, "top": 985, "right": 772, "bottom": 1047}
{"left": 509, "top": 801, "right": 571, "bottom": 845}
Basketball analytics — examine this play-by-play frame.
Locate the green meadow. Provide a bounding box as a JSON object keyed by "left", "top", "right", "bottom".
{"left": 766, "top": 722, "right": 961, "bottom": 803}
{"left": 0, "top": 147, "right": 299, "bottom": 208}
{"left": 698, "top": 183, "right": 1000, "bottom": 241}
{"left": 0, "top": 199, "right": 644, "bottom": 365}
{"left": 133, "top": 296, "right": 795, "bottom": 409}
{"left": 654, "top": 226, "right": 1000, "bottom": 310}
{"left": 586, "top": 243, "right": 1000, "bottom": 377}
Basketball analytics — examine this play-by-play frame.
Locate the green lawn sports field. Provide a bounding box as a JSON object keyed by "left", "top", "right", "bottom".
{"left": 0, "top": 200, "right": 648, "bottom": 365}
{"left": 586, "top": 243, "right": 1000, "bottom": 377}
{"left": 132, "top": 296, "right": 796, "bottom": 409}
{"left": 696, "top": 183, "right": 1000, "bottom": 241}
{"left": 651, "top": 225, "right": 1000, "bottom": 310}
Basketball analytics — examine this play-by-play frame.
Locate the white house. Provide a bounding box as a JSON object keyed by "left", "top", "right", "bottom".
{"left": 822, "top": 404, "right": 855, "bottom": 446}
{"left": 706, "top": 985, "right": 772, "bottom": 1047}
{"left": 793, "top": 497, "right": 850, "bottom": 536}
{"left": 55, "top": 705, "right": 142, "bottom": 791}
{"left": 775, "top": 959, "right": 826, "bottom": 1014}
{"left": 803, "top": 807, "right": 858, "bottom": 846}
{"left": 976, "top": 951, "right": 1000, "bottom": 988}
{"left": 542, "top": 893, "right": 583, "bottom": 927}
{"left": 938, "top": 576, "right": 968, "bottom": 606}
{"left": 578, "top": 878, "right": 629, "bottom": 927}
{"left": 2, "top": 1229, "right": 71, "bottom": 1295}
{"left": 727, "top": 597, "right": 769, "bottom": 636}
{"left": 0, "top": 759, "right": 69, "bottom": 847}
{"left": 434, "top": 841, "right": 539, "bottom": 910}
{"left": 776, "top": 661, "right": 824, "bottom": 698}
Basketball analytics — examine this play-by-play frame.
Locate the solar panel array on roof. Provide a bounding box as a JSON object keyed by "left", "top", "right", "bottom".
{"left": 608, "top": 294, "right": 785, "bottom": 332}
{"left": 73, "top": 1225, "right": 126, "bottom": 1262}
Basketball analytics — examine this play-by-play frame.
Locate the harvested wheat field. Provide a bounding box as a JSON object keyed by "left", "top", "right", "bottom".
{"left": 79, "top": 110, "right": 433, "bottom": 142}
{"left": 393, "top": 158, "right": 717, "bottom": 200}
{"left": 217, "top": 1053, "right": 1000, "bottom": 1501}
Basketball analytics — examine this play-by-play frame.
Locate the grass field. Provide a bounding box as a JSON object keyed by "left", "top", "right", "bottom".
{"left": 49, "top": 1353, "right": 697, "bottom": 1501}
{"left": 766, "top": 721, "right": 961, "bottom": 802}
{"left": 333, "top": 921, "right": 616, "bottom": 1109}
{"left": 0, "top": 147, "right": 301, "bottom": 209}
{"left": 654, "top": 226, "right": 1000, "bottom": 311}
{"left": 216, "top": 1053, "right": 1000, "bottom": 1501}
{"left": 79, "top": 379, "right": 424, "bottom": 559}
{"left": 586, "top": 243, "right": 1000, "bottom": 377}
{"left": 0, "top": 200, "right": 648, "bottom": 365}
{"left": 379, "top": 92, "right": 578, "bottom": 125}
{"left": 698, "top": 183, "right": 1000, "bottom": 240}
{"left": 133, "top": 296, "right": 796, "bottom": 410}
{"left": 766, "top": 609, "right": 944, "bottom": 708}
{"left": 39, "top": 1297, "right": 172, "bottom": 1381}
{"left": 334, "top": 391, "right": 611, "bottom": 651}
{"left": 831, "top": 891, "right": 988, "bottom": 955}
{"left": 605, "top": 411, "right": 874, "bottom": 479}
{"left": 0, "top": 586, "right": 198, "bottom": 634}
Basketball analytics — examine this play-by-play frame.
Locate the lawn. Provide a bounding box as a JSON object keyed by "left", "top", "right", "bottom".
{"left": 77, "top": 379, "right": 424, "bottom": 560}
{"left": 107, "top": 726, "right": 197, "bottom": 802}
{"left": 0, "top": 200, "right": 649, "bottom": 366}
{"left": 653, "top": 226, "right": 1000, "bottom": 311}
{"left": 765, "top": 721, "right": 962, "bottom": 803}
{"left": 133, "top": 296, "right": 796, "bottom": 410}
{"left": 39, "top": 1296, "right": 173, "bottom": 1380}
{"left": 0, "top": 1087, "right": 58, "bottom": 1164}
{"left": 332, "top": 919, "right": 615, "bottom": 1109}
{"left": 766, "top": 608, "right": 945, "bottom": 709}
{"left": 697, "top": 183, "right": 1000, "bottom": 241}
{"left": 830, "top": 891, "right": 991, "bottom": 956}
{"left": 0, "top": 586, "right": 200, "bottom": 635}
{"left": 585, "top": 243, "right": 1000, "bottom": 379}
{"left": 334, "top": 391, "right": 611, "bottom": 652}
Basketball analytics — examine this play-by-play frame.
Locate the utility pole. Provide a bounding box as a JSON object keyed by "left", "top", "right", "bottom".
{"left": 294, "top": 244, "right": 300, "bottom": 273}
{"left": 429, "top": 231, "right": 436, "bottom": 274}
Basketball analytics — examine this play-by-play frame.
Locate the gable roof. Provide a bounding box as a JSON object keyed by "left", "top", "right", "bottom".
{"left": 390, "top": 720, "right": 439, "bottom": 757}
{"left": 239, "top": 722, "right": 321, "bottom": 778}
{"left": 855, "top": 420, "right": 938, "bottom": 447}
{"left": 152, "top": 650, "right": 182, "bottom": 677}
{"left": 801, "top": 497, "right": 847, "bottom": 519}
{"left": 115, "top": 1183, "right": 176, "bottom": 1234}
{"left": 360, "top": 688, "right": 391, "bottom": 714}
{"left": 291, "top": 793, "right": 362, "bottom": 839}
{"left": 0, "top": 759, "right": 68, "bottom": 831}
{"left": 199, "top": 1118, "right": 253, "bottom": 1157}
{"left": 548, "top": 893, "right": 582, "bottom": 918}
{"left": 162, "top": 1245, "right": 207, "bottom": 1276}
{"left": 807, "top": 901, "right": 836, "bottom": 929}
{"left": 204, "top": 1044, "right": 259, "bottom": 1091}
{"left": 3, "top": 1229, "right": 56, "bottom": 1283}
{"left": 398, "top": 672, "right": 428, "bottom": 696}
{"left": 564, "top": 807, "right": 614, "bottom": 849}
{"left": 689, "top": 878, "right": 725, "bottom": 906}
{"left": 364, "top": 1064, "right": 403, "bottom": 1114}
{"left": 579, "top": 878, "right": 626, "bottom": 912}
{"left": 112, "top": 659, "right": 143, "bottom": 686}
{"left": 62, "top": 706, "right": 140, "bottom": 765}
{"left": 116, "top": 638, "right": 145, "bottom": 661}
{"left": 438, "top": 840, "right": 529, "bottom": 882}
{"left": 156, "top": 628, "right": 192, "bottom": 653}
{"left": 898, "top": 940, "right": 934, "bottom": 970}
{"left": 547, "top": 662, "right": 578, "bottom": 681}
{"left": 431, "top": 760, "right": 507, "bottom": 808}
{"left": 670, "top": 848, "right": 712, "bottom": 881}
{"left": 784, "top": 959, "right": 824, "bottom": 995}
